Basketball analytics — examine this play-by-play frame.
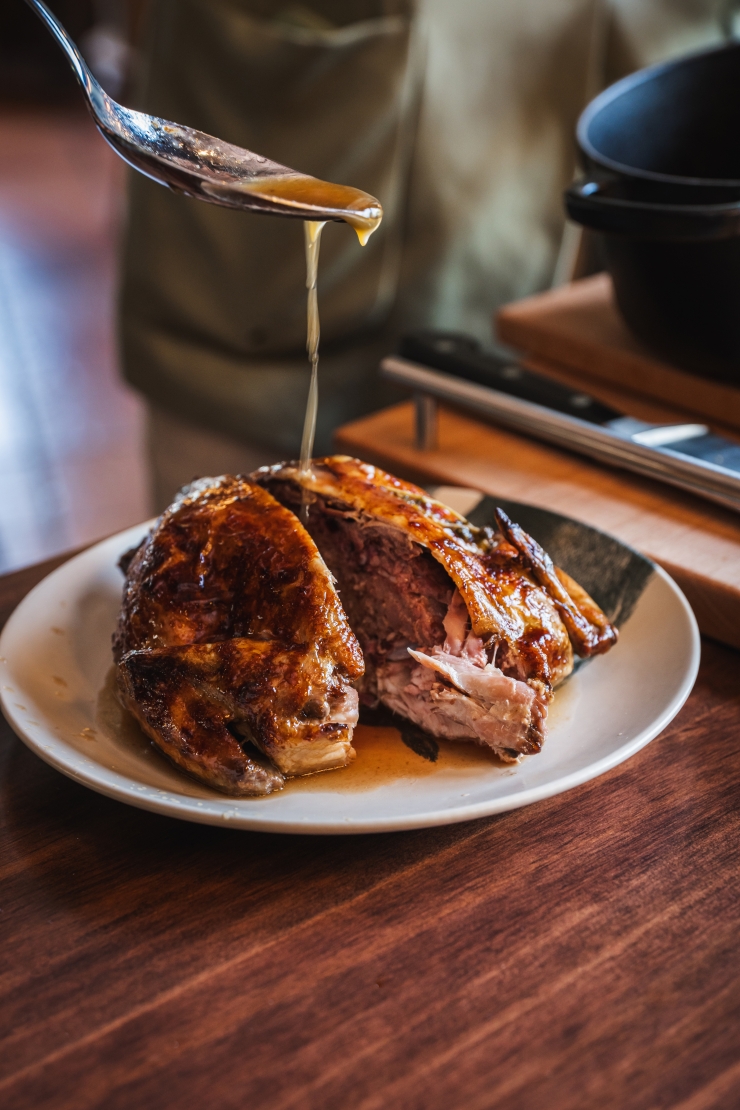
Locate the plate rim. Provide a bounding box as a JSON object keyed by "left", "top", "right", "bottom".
{"left": 0, "top": 520, "right": 701, "bottom": 835}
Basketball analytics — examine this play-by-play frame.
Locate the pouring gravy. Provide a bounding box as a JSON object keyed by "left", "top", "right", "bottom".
{"left": 242, "top": 173, "right": 382, "bottom": 518}
{"left": 298, "top": 218, "right": 325, "bottom": 513}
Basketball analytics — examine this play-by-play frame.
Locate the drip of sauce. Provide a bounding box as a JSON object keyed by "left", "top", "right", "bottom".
{"left": 235, "top": 174, "right": 382, "bottom": 244}
{"left": 288, "top": 180, "right": 382, "bottom": 522}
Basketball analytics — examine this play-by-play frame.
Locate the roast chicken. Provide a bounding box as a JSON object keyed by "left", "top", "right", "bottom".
{"left": 114, "top": 475, "right": 363, "bottom": 795}
{"left": 257, "top": 456, "right": 617, "bottom": 762}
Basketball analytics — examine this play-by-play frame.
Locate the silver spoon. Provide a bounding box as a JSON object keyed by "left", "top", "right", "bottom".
{"left": 22, "top": 0, "right": 382, "bottom": 237}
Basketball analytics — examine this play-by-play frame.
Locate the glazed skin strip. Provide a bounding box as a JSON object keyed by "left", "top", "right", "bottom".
{"left": 494, "top": 509, "right": 618, "bottom": 657}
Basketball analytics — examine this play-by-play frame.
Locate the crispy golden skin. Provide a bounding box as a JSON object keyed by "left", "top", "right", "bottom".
{"left": 114, "top": 476, "right": 364, "bottom": 795}
{"left": 494, "top": 508, "right": 617, "bottom": 657}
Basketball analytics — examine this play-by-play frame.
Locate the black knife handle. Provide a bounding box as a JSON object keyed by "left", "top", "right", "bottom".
{"left": 398, "top": 330, "right": 622, "bottom": 426}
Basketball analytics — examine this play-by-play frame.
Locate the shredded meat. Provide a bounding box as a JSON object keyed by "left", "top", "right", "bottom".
{"left": 374, "top": 590, "right": 546, "bottom": 759}
{"left": 257, "top": 457, "right": 615, "bottom": 760}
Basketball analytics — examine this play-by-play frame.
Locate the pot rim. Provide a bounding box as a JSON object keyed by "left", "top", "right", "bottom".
{"left": 577, "top": 40, "right": 740, "bottom": 191}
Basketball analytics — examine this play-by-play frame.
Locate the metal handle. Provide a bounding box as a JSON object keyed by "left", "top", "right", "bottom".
{"left": 414, "top": 393, "right": 438, "bottom": 450}
{"left": 23, "top": 0, "right": 97, "bottom": 90}
{"left": 565, "top": 179, "right": 740, "bottom": 241}
{"left": 381, "top": 355, "right": 740, "bottom": 515}
{"left": 400, "top": 330, "right": 620, "bottom": 425}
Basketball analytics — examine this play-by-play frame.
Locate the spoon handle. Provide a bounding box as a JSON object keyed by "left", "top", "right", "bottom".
{"left": 23, "top": 0, "right": 98, "bottom": 93}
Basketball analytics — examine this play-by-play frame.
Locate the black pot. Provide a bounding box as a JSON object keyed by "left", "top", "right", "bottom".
{"left": 567, "top": 43, "right": 740, "bottom": 383}
{"left": 578, "top": 41, "right": 740, "bottom": 204}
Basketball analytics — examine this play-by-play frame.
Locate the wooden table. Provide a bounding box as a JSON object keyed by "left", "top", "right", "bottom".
{"left": 2, "top": 552, "right": 740, "bottom": 1110}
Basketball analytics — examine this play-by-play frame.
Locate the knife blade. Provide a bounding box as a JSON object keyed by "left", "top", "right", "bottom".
{"left": 378, "top": 331, "right": 740, "bottom": 514}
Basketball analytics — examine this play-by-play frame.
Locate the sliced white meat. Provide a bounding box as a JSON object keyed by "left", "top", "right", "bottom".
{"left": 442, "top": 588, "right": 468, "bottom": 654}
{"left": 442, "top": 589, "right": 488, "bottom": 665}
{"left": 408, "top": 648, "right": 534, "bottom": 706}
{"left": 376, "top": 647, "right": 545, "bottom": 759}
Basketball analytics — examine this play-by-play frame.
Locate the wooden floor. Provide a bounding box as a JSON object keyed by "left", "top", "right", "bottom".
{"left": 0, "top": 108, "right": 148, "bottom": 572}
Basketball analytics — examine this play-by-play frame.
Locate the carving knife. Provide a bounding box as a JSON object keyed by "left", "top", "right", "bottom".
{"left": 379, "top": 331, "right": 740, "bottom": 514}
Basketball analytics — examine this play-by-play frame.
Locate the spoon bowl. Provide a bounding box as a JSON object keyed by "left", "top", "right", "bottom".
{"left": 23, "top": 0, "right": 382, "bottom": 235}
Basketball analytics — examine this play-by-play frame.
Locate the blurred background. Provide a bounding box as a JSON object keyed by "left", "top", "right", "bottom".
{"left": 0, "top": 1, "right": 149, "bottom": 572}
{"left": 0, "top": 0, "right": 735, "bottom": 572}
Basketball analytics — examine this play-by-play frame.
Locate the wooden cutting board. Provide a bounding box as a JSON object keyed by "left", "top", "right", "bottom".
{"left": 495, "top": 273, "right": 740, "bottom": 434}
{"left": 335, "top": 401, "right": 740, "bottom": 651}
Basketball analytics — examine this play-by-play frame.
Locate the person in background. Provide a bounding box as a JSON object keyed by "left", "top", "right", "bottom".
{"left": 118, "top": 0, "right": 731, "bottom": 510}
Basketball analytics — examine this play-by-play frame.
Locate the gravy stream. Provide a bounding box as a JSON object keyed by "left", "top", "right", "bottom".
{"left": 298, "top": 219, "right": 325, "bottom": 520}
{"left": 292, "top": 181, "right": 382, "bottom": 521}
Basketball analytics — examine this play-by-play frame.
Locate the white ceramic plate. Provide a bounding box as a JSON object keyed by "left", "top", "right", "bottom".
{"left": 0, "top": 519, "right": 699, "bottom": 835}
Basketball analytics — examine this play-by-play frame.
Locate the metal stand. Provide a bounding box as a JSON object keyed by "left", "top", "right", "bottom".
{"left": 414, "top": 392, "right": 438, "bottom": 450}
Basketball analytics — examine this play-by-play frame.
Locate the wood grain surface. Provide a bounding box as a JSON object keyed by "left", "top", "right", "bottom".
{"left": 522, "top": 353, "right": 740, "bottom": 435}
{"left": 1, "top": 551, "right": 740, "bottom": 1110}
{"left": 335, "top": 402, "right": 740, "bottom": 651}
{"left": 495, "top": 273, "right": 740, "bottom": 433}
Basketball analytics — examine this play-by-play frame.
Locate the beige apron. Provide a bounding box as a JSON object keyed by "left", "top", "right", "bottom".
{"left": 120, "top": 0, "right": 416, "bottom": 453}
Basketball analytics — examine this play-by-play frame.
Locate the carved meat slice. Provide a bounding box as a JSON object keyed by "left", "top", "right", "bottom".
{"left": 114, "top": 476, "right": 364, "bottom": 795}
{"left": 256, "top": 456, "right": 617, "bottom": 761}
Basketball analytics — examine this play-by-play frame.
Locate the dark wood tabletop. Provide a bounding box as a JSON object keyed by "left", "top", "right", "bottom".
{"left": 1, "top": 552, "right": 739, "bottom": 1110}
